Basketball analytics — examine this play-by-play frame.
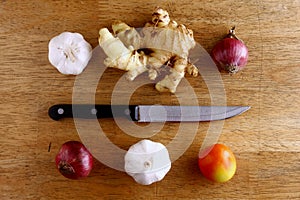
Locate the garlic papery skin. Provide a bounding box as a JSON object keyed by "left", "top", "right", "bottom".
{"left": 124, "top": 139, "right": 171, "bottom": 185}
{"left": 48, "top": 32, "right": 92, "bottom": 75}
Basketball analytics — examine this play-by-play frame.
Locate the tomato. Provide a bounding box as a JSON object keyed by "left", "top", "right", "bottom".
{"left": 198, "top": 144, "right": 236, "bottom": 183}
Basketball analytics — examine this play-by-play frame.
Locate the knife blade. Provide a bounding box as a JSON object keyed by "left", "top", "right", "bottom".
{"left": 48, "top": 104, "right": 250, "bottom": 122}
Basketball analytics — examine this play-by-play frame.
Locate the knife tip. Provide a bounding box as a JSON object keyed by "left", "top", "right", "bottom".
{"left": 238, "top": 106, "right": 251, "bottom": 115}
{"left": 245, "top": 106, "right": 251, "bottom": 111}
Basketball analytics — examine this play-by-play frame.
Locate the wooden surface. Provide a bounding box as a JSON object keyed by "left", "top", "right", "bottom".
{"left": 1, "top": 0, "right": 300, "bottom": 199}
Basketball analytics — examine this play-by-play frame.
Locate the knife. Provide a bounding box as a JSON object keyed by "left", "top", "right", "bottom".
{"left": 48, "top": 104, "right": 250, "bottom": 122}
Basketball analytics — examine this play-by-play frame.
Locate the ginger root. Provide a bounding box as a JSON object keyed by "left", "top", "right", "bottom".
{"left": 98, "top": 7, "right": 198, "bottom": 93}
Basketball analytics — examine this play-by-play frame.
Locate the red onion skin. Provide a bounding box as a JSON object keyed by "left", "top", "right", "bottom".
{"left": 212, "top": 37, "right": 248, "bottom": 74}
{"left": 55, "top": 141, "right": 93, "bottom": 180}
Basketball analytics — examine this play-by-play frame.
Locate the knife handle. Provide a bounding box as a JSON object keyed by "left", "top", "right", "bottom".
{"left": 48, "top": 104, "right": 138, "bottom": 121}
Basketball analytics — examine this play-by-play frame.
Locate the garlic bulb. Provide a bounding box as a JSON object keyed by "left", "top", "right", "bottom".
{"left": 48, "top": 32, "right": 92, "bottom": 75}
{"left": 124, "top": 139, "right": 171, "bottom": 185}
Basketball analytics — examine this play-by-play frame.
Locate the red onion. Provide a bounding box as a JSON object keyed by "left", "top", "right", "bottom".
{"left": 211, "top": 27, "right": 248, "bottom": 74}
{"left": 55, "top": 141, "right": 93, "bottom": 179}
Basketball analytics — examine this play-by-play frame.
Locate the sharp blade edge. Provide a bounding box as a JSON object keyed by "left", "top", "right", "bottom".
{"left": 137, "top": 105, "right": 250, "bottom": 122}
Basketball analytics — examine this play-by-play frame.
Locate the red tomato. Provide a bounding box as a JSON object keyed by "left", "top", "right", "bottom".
{"left": 198, "top": 144, "right": 236, "bottom": 183}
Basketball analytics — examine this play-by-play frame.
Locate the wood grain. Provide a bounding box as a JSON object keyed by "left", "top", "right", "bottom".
{"left": 0, "top": 0, "right": 299, "bottom": 199}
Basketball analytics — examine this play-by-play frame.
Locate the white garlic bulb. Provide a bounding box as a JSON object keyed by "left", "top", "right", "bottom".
{"left": 48, "top": 32, "right": 92, "bottom": 75}
{"left": 124, "top": 139, "right": 171, "bottom": 185}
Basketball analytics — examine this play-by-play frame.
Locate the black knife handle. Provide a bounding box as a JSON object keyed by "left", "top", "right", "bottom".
{"left": 48, "top": 104, "right": 138, "bottom": 121}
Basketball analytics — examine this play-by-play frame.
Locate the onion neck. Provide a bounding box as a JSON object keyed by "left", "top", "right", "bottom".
{"left": 58, "top": 161, "right": 75, "bottom": 175}
{"left": 227, "top": 26, "right": 243, "bottom": 42}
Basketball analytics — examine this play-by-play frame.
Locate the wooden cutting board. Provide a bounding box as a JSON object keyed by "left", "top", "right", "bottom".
{"left": 0, "top": 0, "right": 299, "bottom": 199}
